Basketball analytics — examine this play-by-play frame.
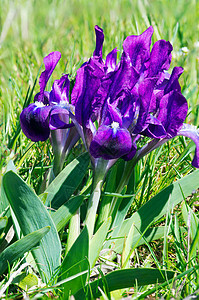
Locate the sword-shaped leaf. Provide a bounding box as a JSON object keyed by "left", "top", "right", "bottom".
{"left": 3, "top": 171, "right": 61, "bottom": 283}
{"left": 0, "top": 226, "right": 50, "bottom": 275}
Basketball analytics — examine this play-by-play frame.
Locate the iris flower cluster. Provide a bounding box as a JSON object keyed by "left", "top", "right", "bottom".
{"left": 20, "top": 26, "right": 199, "bottom": 170}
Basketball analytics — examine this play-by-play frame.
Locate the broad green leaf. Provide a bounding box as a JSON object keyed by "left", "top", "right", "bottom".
{"left": 61, "top": 226, "right": 89, "bottom": 298}
{"left": 75, "top": 268, "right": 176, "bottom": 299}
{"left": 3, "top": 171, "right": 61, "bottom": 283}
{"left": 89, "top": 217, "right": 112, "bottom": 268}
{"left": 0, "top": 217, "right": 8, "bottom": 236}
{"left": 45, "top": 152, "right": 90, "bottom": 209}
{"left": 0, "top": 226, "right": 50, "bottom": 275}
{"left": 52, "top": 195, "right": 84, "bottom": 232}
{"left": 108, "top": 170, "right": 199, "bottom": 252}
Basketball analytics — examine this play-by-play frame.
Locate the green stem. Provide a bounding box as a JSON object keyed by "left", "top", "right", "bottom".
{"left": 108, "top": 157, "right": 138, "bottom": 221}
{"left": 84, "top": 158, "right": 108, "bottom": 238}
{"left": 49, "top": 130, "right": 67, "bottom": 183}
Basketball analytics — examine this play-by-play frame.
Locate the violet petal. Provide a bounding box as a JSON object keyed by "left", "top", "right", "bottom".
{"left": 49, "top": 107, "right": 71, "bottom": 130}
{"left": 71, "top": 59, "right": 104, "bottom": 126}
{"left": 90, "top": 125, "right": 132, "bottom": 160}
{"left": 20, "top": 103, "right": 51, "bottom": 141}
{"left": 93, "top": 25, "right": 104, "bottom": 59}
{"left": 165, "top": 66, "right": 184, "bottom": 94}
{"left": 123, "top": 26, "right": 154, "bottom": 71}
{"left": 157, "top": 90, "right": 188, "bottom": 137}
{"left": 105, "top": 48, "right": 118, "bottom": 73}
{"left": 142, "top": 114, "right": 167, "bottom": 138}
{"left": 37, "top": 51, "right": 61, "bottom": 102}
{"left": 145, "top": 40, "right": 173, "bottom": 77}
{"left": 134, "top": 78, "right": 157, "bottom": 134}
{"left": 49, "top": 74, "right": 70, "bottom": 104}
{"left": 177, "top": 124, "right": 199, "bottom": 168}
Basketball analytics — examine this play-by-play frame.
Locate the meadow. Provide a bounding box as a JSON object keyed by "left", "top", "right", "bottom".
{"left": 0, "top": 0, "right": 199, "bottom": 299}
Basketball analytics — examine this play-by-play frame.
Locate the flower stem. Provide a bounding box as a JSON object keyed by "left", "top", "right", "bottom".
{"left": 84, "top": 158, "right": 108, "bottom": 238}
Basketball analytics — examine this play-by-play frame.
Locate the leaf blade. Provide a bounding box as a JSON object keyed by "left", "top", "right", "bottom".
{"left": 3, "top": 171, "right": 61, "bottom": 283}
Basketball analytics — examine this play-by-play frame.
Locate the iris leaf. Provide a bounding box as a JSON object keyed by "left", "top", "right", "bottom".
{"left": 45, "top": 152, "right": 90, "bottom": 209}
{"left": 75, "top": 268, "right": 176, "bottom": 299}
{"left": 106, "top": 169, "right": 199, "bottom": 252}
{"left": 61, "top": 226, "right": 89, "bottom": 298}
{"left": 0, "top": 226, "right": 50, "bottom": 275}
{"left": 3, "top": 171, "right": 61, "bottom": 283}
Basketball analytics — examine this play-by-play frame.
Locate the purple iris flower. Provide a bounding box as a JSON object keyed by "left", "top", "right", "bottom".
{"left": 70, "top": 26, "right": 199, "bottom": 168}
{"left": 20, "top": 51, "right": 79, "bottom": 177}
{"left": 20, "top": 51, "right": 72, "bottom": 141}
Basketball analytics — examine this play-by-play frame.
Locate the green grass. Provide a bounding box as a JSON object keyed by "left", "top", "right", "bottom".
{"left": 0, "top": 0, "right": 199, "bottom": 298}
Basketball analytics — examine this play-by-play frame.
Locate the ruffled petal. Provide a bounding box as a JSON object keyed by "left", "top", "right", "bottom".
{"left": 105, "top": 48, "right": 118, "bottom": 73}
{"left": 123, "top": 26, "right": 154, "bottom": 71}
{"left": 133, "top": 78, "right": 157, "bottom": 133}
{"left": 157, "top": 90, "right": 188, "bottom": 137}
{"left": 34, "top": 91, "right": 50, "bottom": 105}
{"left": 177, "top": 124, "right": 199, "bottom": 168}
{"left": 142, "top": 114, "right": 167, "bottom": 138}
{"left": 49, "top": 74, "right": 70, "bottom": 104}
{"left": 165, "top": 66, "right": 183, "bottom": 94}
{"left": 71, "top": 59, "right": 104, "bottom": 126}
{"left": 145, "top": 40, "right": 173, "bottom": 77}
{"left": 93, "top": 25, "right": 104, "bottom": 59}
{"left": 90, "top": 125, "right": 132, "bottom": 160}
{"left": 37, "top": 51, "right": 61, "bottom": 102}
{"left": 20, "top": 102, "right": 51, "bottom": 141}
{"left": 49, "top": 107, "right": 72, "bottom": 130}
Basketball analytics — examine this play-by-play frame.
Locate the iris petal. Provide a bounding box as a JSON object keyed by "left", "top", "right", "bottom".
{"left": 157, "top": 90, "right": 188, "bottom": 137}
{"left": 93, "top": 25, "right": 104, "bottom": 59}
{"left": 123, "top": 26, "right": 154, "bottom": 71}
{"left": 37, "top": 51, "right": 61, "bottom": 102}
{"left": 105, "top": 48, "right": 118, "bottom": 73}
{"left": 145, "top": 40, "right": 173, "bottom": 77}
{"left": 177, "top": 124, "right": 199, "bottom": 168}
{"left": 49, "top": 74, "right": 70, "bottom": 104}
{"left": 20, "top": 103, "right": 51, "bottom": 141}
{"left": 90, "top": 125, "right": 132, "bottom": 160}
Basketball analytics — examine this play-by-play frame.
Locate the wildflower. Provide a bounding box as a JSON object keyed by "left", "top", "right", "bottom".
{"left": 20, "top": 51, "right": 79, "bottom": 176}
{"left": 71, "top": 26, "right": 199, "bottom": 168}
{"left": 20, "top": 51, "right": 71, "bottom": 141}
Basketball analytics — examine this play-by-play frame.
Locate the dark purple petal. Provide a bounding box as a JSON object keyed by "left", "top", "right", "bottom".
{"left": 49, "top": 107, "right": 71, "bottom": 130}
{"left": 20, "top": 103, "right": 51, "bottom": 141}
{"left": 71, "top": 59, "right": 104, "bottom": 126}
{"left": 37, "top": 51, "right": 61, "bottom": 102}
{"left": 157, "top": 90, "right": 188, "bottom": 137}
{"left": 49, "top": 74, "right": 70, "bottom": 104}
{"left": 123, "top": 26, "right": 154, "bottom": 71}
{"left": 99, "top": 56, "right": 140, "bottom": 125}
{"left": 145, "top": 40, "right": 173, "bottom": 77}
{"left": 133, "top": 78, "right": 157, "bottom": 134}
{"left": 90, "top": 125, "right": 132, "bottom": 160}
{"left": 142, "top": 115, "right": 167, "bottom": 138}
{"left": 93, "top": 25, "right": 104, "bottom": 59}
{"left": 165, "top": 66, "right": 183, "bottom": 94}
{"left": 177, "top": 124, "right": 199, "bottom": 168}
{"left": 122, "top": 136, "right": 139, "bottom": 161}
{"left": 34, "top": 91, "right": 50, "bottom": 105}
{"left": 105, "top": 48, "right": 118, "bottom": 73}
{"left": 105, "top": 100, "right": 123, "bottom": 126}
